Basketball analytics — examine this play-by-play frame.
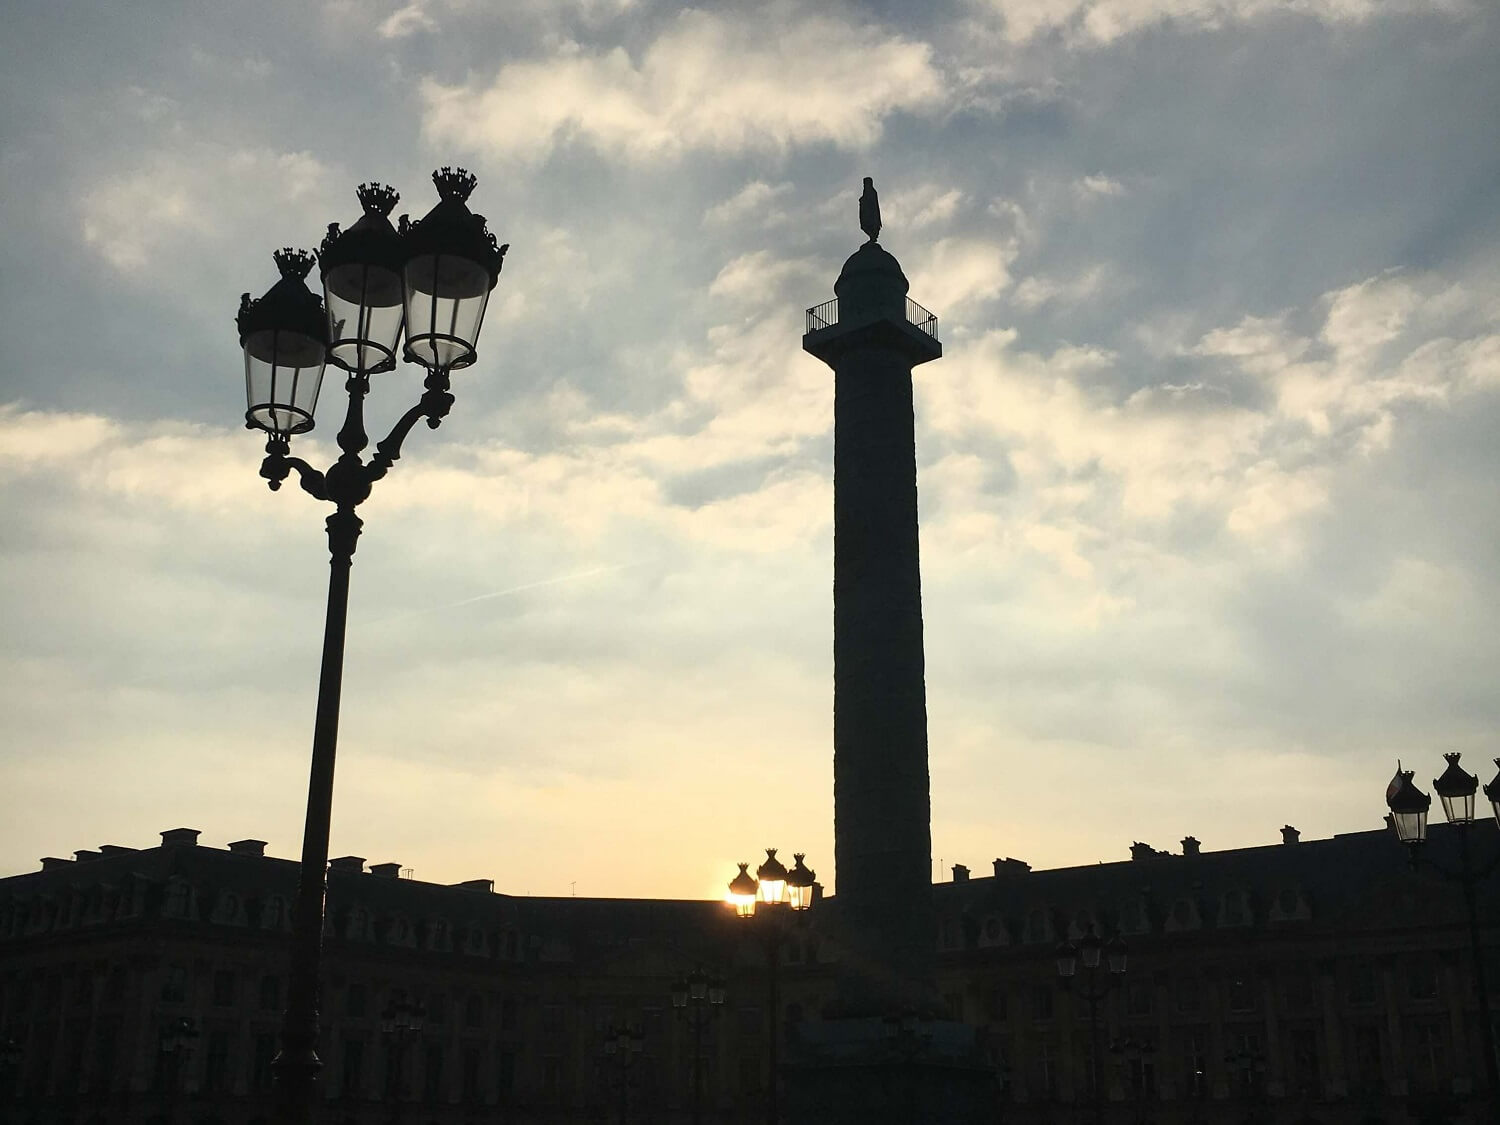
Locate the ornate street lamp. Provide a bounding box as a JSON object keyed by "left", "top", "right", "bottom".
{"left": 381, "top": 999, "right": 425, "bottom": 1125}
{"left": 1057, "top": 925, "right": 1125, "bottom": 1125}
{"left": 603, "top": 1024, "right": 645, "bottom": 1125}
{"left": 234, "top": 168, "right": 508, "bottom": 1123}
{"left": 726, "top": 849, "right": 816, "bottom": 1125}
{"left": 673, "top": 968, "right": 726, "bottom": 1125}
{"left": 1381, "top": 754, "right": 1500, "bottom": 1118}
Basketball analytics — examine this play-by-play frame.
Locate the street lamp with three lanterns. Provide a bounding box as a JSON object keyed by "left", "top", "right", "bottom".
{"left": 1056, "top": 925, "right": 1127, "bottom": 1125}
{"left": 1383, "top": 754, "right": 1500, "bottom": 1118}
{"left": 726, "top": 849, "right": 816, "bottom": 1125}
{"left": 235, "top": 167, "right": 507, "bottom": 1122}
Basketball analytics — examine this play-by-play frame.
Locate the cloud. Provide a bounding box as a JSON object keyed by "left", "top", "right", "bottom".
{"left": 976, "top": 0, "right": 1477, "bottom": 46}
{"left": 419, "top": 8, "right": 945, "bottom": 163}
{"left": 703, "top": 180, "right": 793, "bottom": 229}
{"left": 379, "top": 2, "right": 437, "bottom": 38}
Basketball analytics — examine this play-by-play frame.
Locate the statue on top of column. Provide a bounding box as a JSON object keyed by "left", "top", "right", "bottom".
{"left": 859, "top": 177, "right": 881, "bottom": 243}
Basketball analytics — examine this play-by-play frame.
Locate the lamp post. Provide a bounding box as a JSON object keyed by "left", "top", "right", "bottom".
{"left": 1110, "top": 1033, "right": 1155, "bottom": 1125}
{"left": 234, "top": 168, "right": 507, "bottom": 1124}
{"left": 672, "top": 968, "right": 726, "bottom": 1125}
{"left": 1056, "top": 926, "right": 1126, "bottom": 1125}
{"left": 380, "top": 999, "right": 425, "bottom": 1125}
{"left": 1384, "top": 755, "right": 1500, "bottom": 1121}
{"left": 727, "top": 849, "right": 816, "bottom": 1125}
{"left": 158, "top": 1016, "right": 199, "bottom": 1125}
{"left": 603, "top": 1024, "right": 644, "bottom": 1125}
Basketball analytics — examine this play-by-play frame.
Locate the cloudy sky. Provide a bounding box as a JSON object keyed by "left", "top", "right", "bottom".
{"left": 2, "top": 0, "right": 1497, "bottom": 900}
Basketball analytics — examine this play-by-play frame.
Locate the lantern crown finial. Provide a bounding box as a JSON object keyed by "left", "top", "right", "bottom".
{"left": 433, "top": 166, "right": 478, "bottom": 203}
{"left": 273, "top": 248, "right": 316, "bottom": 281}
{"left": 357, "top": 182, "right": 399, "bottom": 217}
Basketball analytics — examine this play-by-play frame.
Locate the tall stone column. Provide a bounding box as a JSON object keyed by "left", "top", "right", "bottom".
{"left": 804, "top": 236, "right": 941, "bottom": 1013}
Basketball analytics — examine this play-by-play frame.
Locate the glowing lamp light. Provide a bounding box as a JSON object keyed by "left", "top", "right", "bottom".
{"left": 757, "top": 848, "right": 789, "bottom": 906}
{"left": 728, "top": 862, "right": 758, "bottom": 918}
{"left": 787, "top": 852, "right": 817, "bottom": 911}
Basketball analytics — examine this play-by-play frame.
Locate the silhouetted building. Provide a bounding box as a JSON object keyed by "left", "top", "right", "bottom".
{"left": 4, "top": 820, "right": 1491, "bottom": 1123}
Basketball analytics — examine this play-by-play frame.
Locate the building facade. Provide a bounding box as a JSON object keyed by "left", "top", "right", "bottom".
{"left": 1, "top": 821, "right": 1496, "bottom": 1124}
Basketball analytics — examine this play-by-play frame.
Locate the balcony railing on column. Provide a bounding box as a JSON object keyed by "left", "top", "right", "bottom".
{"left": 803, "top": 297, "right": 940, "bottom": 341}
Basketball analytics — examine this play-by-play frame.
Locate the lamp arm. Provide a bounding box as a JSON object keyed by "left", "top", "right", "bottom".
{"left": 366, "top": 368, "right": 455, "bottom": 484}
{"left": 259, "top": 439, "right": 329, "bottom": 500}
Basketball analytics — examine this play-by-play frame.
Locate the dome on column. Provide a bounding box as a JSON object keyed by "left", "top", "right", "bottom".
{"left": 834, "top": 242, "right": 909, "bottom": 326}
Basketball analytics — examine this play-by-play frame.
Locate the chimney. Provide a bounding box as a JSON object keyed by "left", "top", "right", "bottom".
{"left": 1281, "top": 825, "right": 1300, "bottom": 845}
{"left": 992, "top": 857, "right": 1031, "bottom": 878}
{"left": 40, "top": 857, "right": 73, "bottom": 871}
{"left": 370, "top": 862, "right": 402, "bottom": 879}
{"left": 1181, "top": 836, "right": 1201, "bottom": 857}
{"left": 160, "top": 828, "right": 200, "bottom": 848}
{"left": 227, "top": 839, "right": 267, "bottom": 857}
{"left": 1130, "top": 842, "right": 1158, "bottom": 862}
{"left": 328, "top": 856, "right": 366, "bottom": 874}
{"left": 73, "top": 849, "right": 102, "bottom": 863}
{"left": 99, "top": 845, "right": 137, "bottom": 857}
{"left": 951, "top": 864, "right": 970, "bottom": 883}
{"left": 455, "top": 879, "right": 494, "bottom": 893}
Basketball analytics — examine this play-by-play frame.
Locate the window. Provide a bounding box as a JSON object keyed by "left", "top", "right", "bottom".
{"left": 1031, "top": 983, "right": 1053, "bottom": 1021}
{"left": 464, "top": 994, "right": 483, "bottom": 1028}
{"left": 1126, "top": 981, "right": 1153, "bottom": 1017}
{"left": 1284, "top": 971, "right": 1315, "bottom": 1012}
{"left": 342, "top": 1038, "right": 364, "bottom": 1097}
{"left": 161, "top": 965, "right": 188, "bottom": 1004}
{"left": 1349, "top": 1023, "right": 1383, "bottom": 1089}
{"left": 428, "top": 990, "right": 448, "bottom": 1024}
{"left": 500, "top": 995, "right": 518, "bottom": 1032}
{"left": 985, "top": 988, "right": 1008, "bottom": 1022}
{"left": 252, "top": 1034, "right": 276, "bottom": 1089}
{"left": 1408, "top": 1019, "right": 1448, "bottom": 1092}
{"left": 346, "top": 982, "right": 366, "bottom": 1018}
{"left": 738, "top": 1006, "right": 763, "bottom": 1036}
{"left": 259, "top": 974, "right": 281, "bottom": 1011}
{"left": 496, "top": 1050, "right": 517, "bottom": 1101}
{"left": 212, "top": 970, "right": 235, "bottom": 1007}
{"left": 1287, "top": 1026, "right": 1319, "bottom": 1095}
{"left": 542, "top": 1056, "right": 561, "bottom": 1097}
{"left": 204, "top": 1030, "right": 230, "bottom": 1093}
{"left": 1175, "top": 976, "right": 1201, "bottom": 1014}
{"left": 424, "top": 1042, "right": 445, "bottom": 1101}
{"left": 1407, "top": 959, "right": 1439, "bottom": 1001}
{"left": 1227, "top": 976, "right": 1256, "bottom": 1012}
{"left": 1346, "top": 961, "right": 1377, "bottom": 1005}
{"left": 542, "top": 1003, "right": 565, "bottom": 1037}
{"left": 1034, "top": 1035, "right": 1056, "bottom": 1098}
{"left": 463, "top": 1046, "right": 482, "bottom": 1102}
{"left": 1181, "top": 1027, "right": 1209, "bottom": 1099}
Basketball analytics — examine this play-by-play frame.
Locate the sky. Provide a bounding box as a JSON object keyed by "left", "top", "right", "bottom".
{"left": 1, "top": 0, "right": 1498, "bottom": 901}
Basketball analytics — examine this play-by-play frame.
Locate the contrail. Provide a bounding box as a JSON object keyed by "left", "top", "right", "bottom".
{"left": 359, "top": 564, "right": 629, "bottom": 628}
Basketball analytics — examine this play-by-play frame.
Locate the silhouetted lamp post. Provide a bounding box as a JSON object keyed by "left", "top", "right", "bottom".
{"left": 381, "top": 999, "right": 425, "bottom": 1125}
{"left": 727, "top": 849, "right": 816, "bottom": 1125}
{"left": 603, "top": 1024, "right": 644, "bottom": 1125}
{"left": 158, "top": 1016, "right": 199, "bottom": 1124}
{"left": 1384, "top": 755, "right": 1500, "bottom": 1118}
{"left": 673, "top": 968, "right": 726, "bottom": 1125}
{"left": 1057, "top": 927, "right": 1126, "bottom": 1125}
{"left": 235, "top": 168, "right": 506, "bottom": 1123}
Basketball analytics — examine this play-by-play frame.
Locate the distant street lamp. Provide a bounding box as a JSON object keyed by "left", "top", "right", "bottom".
{"left": 1056, "top": 926, "right": 1126, "bottom": 1125}
{"left": 380, "top": 999, "right": 425, "bottom": 1125}
{"left": 158, "top": 1015, "right": 199, "bottom": 1124}
{"left": 1384, "top": 755, "right": 1500, "bottom": 1119}
{"left": 234, "top": 168, "right": 507, "bottom": 1124}
{"left": 672, "top": 967, "right": 726, "bottom": 1125}
{"left": 603, "top": 1024, "right": 645, "bottom": 1125}
{"left": 727, "top": 849, "right": 816, "bottom": 1125}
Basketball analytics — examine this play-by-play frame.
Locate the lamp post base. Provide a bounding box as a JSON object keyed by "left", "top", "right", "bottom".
{"left": 783, "top": 1018, "right": 996, "bottom": 1125}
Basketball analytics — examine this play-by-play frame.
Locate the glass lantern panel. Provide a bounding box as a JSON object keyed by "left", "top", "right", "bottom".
{"left": 1108, "top": 949, "right": 1127, "bottom": 975}
{"left": 788, "top": 883, "right": 812, "bottom": 911}
{"left": 731, "top": 894, "right": 756, "bottom": 918}
{"left": 243, "top": 328, "right": 324, "bottom": 435}
{"left": 1392, "top": 808, "right": 1428, "bottom": 844}
{"left": 759, "top": 878, "right": 787, "bottom": 906}
{"left": 404, "top": 253, "right": 489, "bottom": 371}
{"left": 325, "top": 262, "right": 404, "bottom": 374}
{"left": 1439, "top": 791, "right": 1475, "bottom": 825}
{"left": 1080, "top": 944, "right": 1101, "bottom": 971}
{"left": 1056, "top": 954, "right": 1077, "bottom": 979}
